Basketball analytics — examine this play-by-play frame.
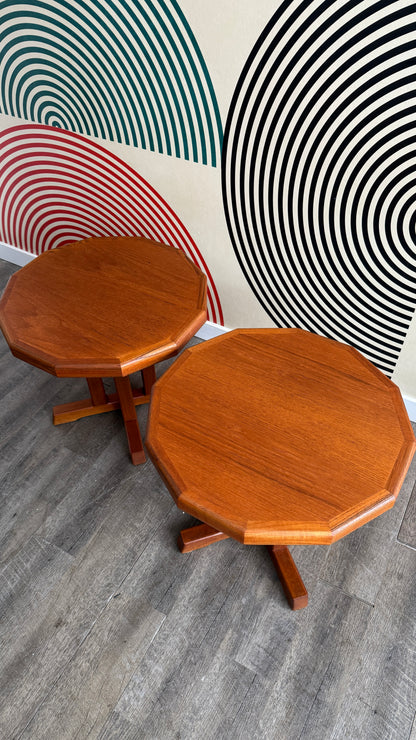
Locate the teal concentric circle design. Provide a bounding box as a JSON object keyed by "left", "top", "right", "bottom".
{"left": 0, "top": 0, "right": 223, "bottom": 165}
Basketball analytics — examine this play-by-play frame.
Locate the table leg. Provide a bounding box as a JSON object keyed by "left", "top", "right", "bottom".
{"left": 114, "top": 376, "right": 146, "bottom": 465}
{"left": 142, "top": 365, "right": 156, "bottom": 395}
{"left": 267, "top": 545, "right": 308, "bottom": 610}
{"left": 178, "top": 525, "right": 308, "bottom": 610}
{"left": 178, "top": 523, "right": 230, "bottom": 552}
{"left": 53, "top": 377, "right": 151, "bottom": 425}
{"left": 87, "top": 377, "right": 108, "bottom": 406}
{"left": 52, "top": 368, "right": 158, "bottom": 464}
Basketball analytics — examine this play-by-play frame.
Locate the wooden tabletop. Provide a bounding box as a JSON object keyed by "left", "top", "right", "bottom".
{"left": 146, "top": 328, "right": 416, "bottom": 545}
{"left": 0, "top": 236, "right": 207, "bottom": 377}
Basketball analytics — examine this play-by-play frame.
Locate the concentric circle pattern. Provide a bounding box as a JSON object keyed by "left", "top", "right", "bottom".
{"left": 0, "top": 124, "right": 223, "bottom": 324}
{"left": 1, "top": 0, "right": 223, "bottom": 166}
{"left": 222, "top": 0, "right": 416, "bottom": 374}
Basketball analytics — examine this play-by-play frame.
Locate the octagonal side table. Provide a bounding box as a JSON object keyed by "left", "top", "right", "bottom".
{"left": 0, "top": 236, "right": 207, "bottom": 464}
{"left": 146, "top": 329, "right": 416, "bottom": 609}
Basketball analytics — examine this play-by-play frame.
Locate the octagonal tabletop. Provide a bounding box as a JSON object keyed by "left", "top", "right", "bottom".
{"left": 146, "top": 328, "right": 416, "bottom": 545}
{"left": 0, "top": 236, "right": 207, "bottom": 378}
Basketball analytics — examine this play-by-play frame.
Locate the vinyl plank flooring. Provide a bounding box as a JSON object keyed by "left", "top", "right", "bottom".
{"left": 318, "top": 525, "right": 395, "bottom": 605}
{"left": 0, "top": 475, "right": 170, "bottom": 738}
{"left": 98, "top": 538, "right": 369, "bottom": 739}
{"left": 99, "top": 626, "right": 257, "bottom": 740}
{"left": 0, "top": 397, "right": 128, "bottom": 566}
{"left": 97, "top": 535, "right": 258, "bottom": 737}
{"left": 0, "top": 260, "right": 18, "bottom": 284}
{"left": 122, "top": 511, "right": 260, "bottom": 615}
{"left": 1, "top": 257, "right": 416, "bottom": 740}
{"left": 0, "top": 536, "right": 75, "bottom": 738}
{"left": 0, "top": 400, "right": 89, "bottom": 564}
{"left": 20, "top": 594, "right": 165, "bottom": 740}
{"left": 98, "top": 714, "right": 139, "bottom": 740}
{"left": 0, "top": 343, "right": 161, "bottom": 563}
{"left": 36, "top": 439, "right": 154, "bottom": 557}
{"left": 0, "top": 535, "right": 73, "bottom": 619}
{"left": 0, "top": 348, "right": 33, "bottom": 397}
{"left": 0, "top": 441, "right": 84, "bottom": 565}
{"left": 226, "top": 581, "right": 371, "bottom": 740}
{"left": 304, "top": 541, "right": 416, "bottom": 740}
{"left": 101, "top": 649, "right": 257, "bottom": 740}
{"left": 0, "top": 369, "right": 65, "bottom": 447}
{"left": 398, "top": 479, "right": 416, "bottom": 548}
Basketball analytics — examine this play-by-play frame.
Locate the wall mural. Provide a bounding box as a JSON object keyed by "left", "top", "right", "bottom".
{"left": 222, "top": 0, "right": 416, "bottom": 375}
{"left": 1, "top": 0, "right": 223, "bottom": 166}
{"left": 0, "top": 124, "right": 223, "bottom": 324}
{"left": 1, "top": 0, "right": 416, "bottom": 381}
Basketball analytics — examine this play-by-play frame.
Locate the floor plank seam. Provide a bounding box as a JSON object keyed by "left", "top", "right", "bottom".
{"left": 120, "top": 515, "right": 181, "bottom": 613}
{"left": 51, "top": 474, "right": 144, "bottom": 557}
{"left": 228, "top": 669, "right": 258, "bottom": 735}
{"left": 297, "top": 654, "right": 337, "bottom": 740}
{"left": 408, "top": 711, "right": 416, "bottom": 740}
{"left": 396, "top": 537, "right": 416, "bottom": 552}
{"left": 318, "top": 578, "right": 376, "bottom": 608}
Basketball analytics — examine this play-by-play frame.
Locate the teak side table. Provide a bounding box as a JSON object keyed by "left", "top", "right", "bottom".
{"left": 146, "top": 329, "right": 416, "bottom": 609}
{"left": 0, "top": 236, "right": 207, "bottom": 464}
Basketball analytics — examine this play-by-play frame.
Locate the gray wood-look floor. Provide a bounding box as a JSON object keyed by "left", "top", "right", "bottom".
{"left": 1, "top": 258, "right": 416, "bottom": 740}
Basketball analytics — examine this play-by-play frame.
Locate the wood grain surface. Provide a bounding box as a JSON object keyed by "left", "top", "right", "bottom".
{"left": 0, "top": 236, "right": 207, "bottom": 377}
{"left": 178, "top": 522, "right": 230, "bottom": 552}
{"left": 147, "top": 328, "right": 416, "bottom": 545}
{"left": 268, "top": 545, "right": 308, "bottom": 610}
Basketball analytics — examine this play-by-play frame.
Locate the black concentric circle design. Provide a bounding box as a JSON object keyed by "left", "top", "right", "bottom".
{"left": 222, "top": 0, "right": 416, "bottom": 374}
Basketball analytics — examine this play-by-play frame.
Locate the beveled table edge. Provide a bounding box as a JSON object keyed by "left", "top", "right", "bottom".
{"left": 145, "top": 328, "right": 416, "bottom": 546}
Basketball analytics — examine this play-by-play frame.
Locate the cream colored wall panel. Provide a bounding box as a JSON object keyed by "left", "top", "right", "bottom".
{"left": 91, "top": 134, "right": 274, "bottom": 329}
{"left": 0, "top": 112, "right": 21, "bottom": 131}
{"left": 178, "top": 0, "right": 279, "bottom": 116}
{"left": 392, "top": 312, "right": 416, "bottom": 400}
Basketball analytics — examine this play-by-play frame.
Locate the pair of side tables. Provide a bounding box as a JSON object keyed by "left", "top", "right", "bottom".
{"left": 1, "top": 236, "right": 414, "bottom": 610}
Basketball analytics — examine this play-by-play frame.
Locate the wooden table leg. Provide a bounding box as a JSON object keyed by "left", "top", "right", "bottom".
{"left": 114, "top": 376, "right": 146, "bottom": 465}
{"left": 142, "top": 365, "right": 156, "bottom": 395}
{"left": 178, "top": 527, "right": 308, "bottom": 610}
{"left": 178, "top": 523, "right": 230, "bottom": 552}
{"left": 87, "top": 377, "right": 108, "bottom": 406}
{"left": 53, "top": 378, "right": 150, "bottom": 425}
{"left": 267, "top": 545, "right": 308, "bottom": 610}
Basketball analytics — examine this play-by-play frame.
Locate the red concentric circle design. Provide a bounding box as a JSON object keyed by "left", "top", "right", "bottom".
{"left": 0, "top": 124, "right": 223, "bottom": 324}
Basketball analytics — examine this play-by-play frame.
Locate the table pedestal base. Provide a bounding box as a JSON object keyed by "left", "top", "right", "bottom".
{"left": 52, "top": 366, "right": 156, "bottom": 465}
{"left": 178, "top": 523, "right": 308, "bottom": 610}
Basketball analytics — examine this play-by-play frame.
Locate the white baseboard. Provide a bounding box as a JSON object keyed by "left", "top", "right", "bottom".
{"left": 195, "top": 320, "right": 230, "bottom": 340}
{"left": 1, "top": 240, "right": 415, "bottom": 423}
{"left": 403, "top": 396, "right": 416, "bottom": 424}
{"left": 0, "top": 241, "right": 35, "bottom": 266}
